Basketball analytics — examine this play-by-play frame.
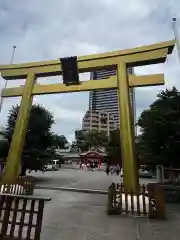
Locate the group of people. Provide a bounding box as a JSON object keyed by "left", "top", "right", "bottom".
{"left": 79, "top": 161, "right": 121, "bottom": 175}
{"left": 80, "top": 161, "right": 101, "bottom": 171}
{"left": 106, "top": 164, "right": 121, "bottom": 176}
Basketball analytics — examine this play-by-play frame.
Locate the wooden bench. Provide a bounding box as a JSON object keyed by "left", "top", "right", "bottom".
{"left": 0, "top": 193, "right": 51, "bottom": 240}
{"left": 0, "top": 176, "right": 35, "bottom": 196}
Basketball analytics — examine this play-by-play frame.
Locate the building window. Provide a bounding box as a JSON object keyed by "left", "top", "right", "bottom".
{"left": 100, "top": 118, "right": 107, "bottom": 125}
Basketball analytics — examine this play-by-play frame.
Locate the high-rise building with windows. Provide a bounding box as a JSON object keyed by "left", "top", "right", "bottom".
{"left": 82, "top": 110, "right": 116, "bottom": 135}
{"left": 89, "top": 68, "right": 135, "bottom": 128}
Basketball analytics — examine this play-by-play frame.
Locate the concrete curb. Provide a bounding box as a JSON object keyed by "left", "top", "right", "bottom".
{"left": 35, "top": 185, "right": 108, "bottom": 195}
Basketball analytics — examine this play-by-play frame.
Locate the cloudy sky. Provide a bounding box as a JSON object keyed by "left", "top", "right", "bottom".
{"left": 0, "top": 0, "right": 180, "bottom": 142}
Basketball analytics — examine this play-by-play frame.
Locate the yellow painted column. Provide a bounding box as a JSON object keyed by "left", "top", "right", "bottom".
{"left": 117, "top": 62, "right": 139, "bottom": 193}
{"left": 2, "top": 72, "right": 35, "bottom": 181}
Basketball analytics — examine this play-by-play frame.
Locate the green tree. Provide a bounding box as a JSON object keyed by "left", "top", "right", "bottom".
{"left": 70, "top": 141, "right": 78, "bottom": 152}
{"left": 106, "top": 129, "right": 121, "bottom": 165}
{"left": 51, "top": 134, "right": 68, "bottom": 149}
{"left": 85, "top": 130, "right": 108, "bottom": 148}
{"left": 5, "top": 104, "right": 55, "bottom": 173}
{"left": 135, "top": 135, "right": 153, "bottom": 168}
{"left": 137, "top": 87, "right": 180, "bottom": 168}
{"left": 75, "top": 130, "right": 89, "bottom": 152}
{"left": 74, "top": 130, "right": 109, "bottom": 152}
{"left": 0, "top": 140, "right": 9, "bottom": 159}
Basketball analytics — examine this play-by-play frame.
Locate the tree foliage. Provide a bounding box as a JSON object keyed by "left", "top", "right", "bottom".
{"left": 74, "top": 130, "right": 89, "bottom": 152}
{"left": 51, "top": 134, "right": 68, "bottom": 149}
{"left": 85, "top": 130, "right": 108, "bottom": 148}
{"left": 70, "top": 141, "right": 78, "bottom": 152}
{"left": 4, "top": 104, "right": 56, "bottom": 171}
{"left": 74, "top": 130, "right": 109, "bottom": 152}
{"left": 0, "top": 140, "right": 9, "bottom": 159}
{"left": 6, "top": 104, "right": 54, "bottom": 150}
{"left": 106, "top": 129, "right": 121, "bottom": 165}
{"left": 137, "top": 87, "right": 180, "bottom": 168}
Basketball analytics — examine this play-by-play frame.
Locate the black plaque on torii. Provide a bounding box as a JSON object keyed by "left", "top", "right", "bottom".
{"left": 60, "top": 56, "right": 79, "bottom": 86}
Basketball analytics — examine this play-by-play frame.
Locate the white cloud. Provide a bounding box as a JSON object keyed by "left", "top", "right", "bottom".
{"left": 34, "top": 96, "right": 85, "bottom": 122}
{"left": 0, "top": 0, "right": 180, "bottom": 141}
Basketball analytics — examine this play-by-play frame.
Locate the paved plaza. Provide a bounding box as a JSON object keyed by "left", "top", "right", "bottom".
{"left": 31, "top": 168, "right": 156, "bottom": 191}
{"left": 35, "top": 189, "right": 180, "bottom": 240}
{"left": 30, "top": 169, "right": 180, "bottom": 239}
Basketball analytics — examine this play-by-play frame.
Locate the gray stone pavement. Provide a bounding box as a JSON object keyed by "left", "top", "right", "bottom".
{"left": 30, "top": 170, "right": 180, "bottom": 239}
{"left": 35, "top": 189, "right": 180, "bottom": 240}
{"left": 31, "top": 169, "right": 156, "bottom": 191}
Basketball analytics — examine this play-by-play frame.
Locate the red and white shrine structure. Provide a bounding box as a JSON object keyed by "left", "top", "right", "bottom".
{"left": 79, "top": 148, "right": 107, "bottom": 166}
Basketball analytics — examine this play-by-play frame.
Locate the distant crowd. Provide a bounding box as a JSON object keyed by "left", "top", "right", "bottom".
{"left": 105, "top": 164, "right": 121, "bottom": 176}
{"left": 80, "top": 161, "right": 101, "bottom": 171}
{"left": 79, "top": 161, "right": 121, "bottom": 176}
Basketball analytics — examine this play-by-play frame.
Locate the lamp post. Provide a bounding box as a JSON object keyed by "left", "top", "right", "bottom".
{"left": 172, "top": 18, "right": 180, "bottom": 63}
{"left": 0, "top": 45, "right": 16, "bottom": 113}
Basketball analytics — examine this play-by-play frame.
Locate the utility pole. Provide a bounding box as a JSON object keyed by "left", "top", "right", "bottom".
{"left": 172, "top": 18, "right": 180, "bottom": 63}
{"left": 0, "top": 46, "right": 16, "bottom": 113}
{"left": 132, "top": 87, "right": 137, "bottom": 137}
{"left": 107, "top": 112, "right": 110, "bottom": 137}
{"left": 129, "top": 67, "right": 137, "bottom": 137}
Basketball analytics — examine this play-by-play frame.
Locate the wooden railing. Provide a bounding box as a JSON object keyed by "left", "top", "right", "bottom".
{"left": 157, "top": 165, "right": 180, "bottom": 185}
{"left": 164, "top": 167, "right": 180, "bottom": 184}
{"left": 0, "top": 176, "right": 35, "bottom": 196}
{"left": 0, "top": 193, "right": 51, "bottom": 240}
{"left": 107, "top": 182, "right": 166, "bottom": 219}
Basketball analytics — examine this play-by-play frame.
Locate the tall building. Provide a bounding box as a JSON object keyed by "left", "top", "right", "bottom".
{"left": 82, "top": 110, "right": 116, "bottom": 135}
{"left": 89, "top": 68, "right": 135, "bottom": 129}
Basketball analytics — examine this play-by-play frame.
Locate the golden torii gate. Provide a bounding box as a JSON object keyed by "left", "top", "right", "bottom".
{"left": 0, "top": 40, "right": 175, "bottom": 193}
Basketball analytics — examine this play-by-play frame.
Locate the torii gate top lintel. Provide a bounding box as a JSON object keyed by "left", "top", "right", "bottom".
{"left": 0, "top": 39, "right": 175, "bottom": 80}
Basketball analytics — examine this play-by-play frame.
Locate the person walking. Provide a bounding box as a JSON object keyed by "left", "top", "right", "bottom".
{"left": 81, "top": 162, "right": 85, "bottom": 170}
{"left": 110, "top": 166, "right": 114, "bottom": 175}
{"left": 116, "top": 164, "right": 120, "bottom": 175}
{"left": 106, "top": 164, "right": 110, "bottom": 176}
